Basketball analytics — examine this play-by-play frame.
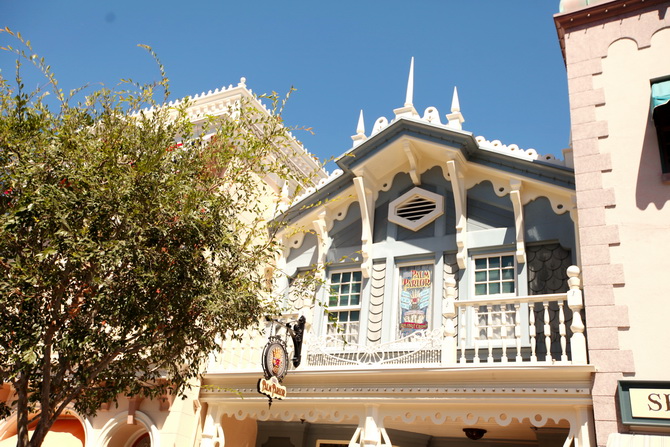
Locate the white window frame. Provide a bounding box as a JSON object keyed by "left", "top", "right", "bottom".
{"left": 471, "top": 252, "right": 517, "bottom": 298}
{"left": 324, "top": 269, "right": 363, "bottom": 345}
{"left": 467, "top": 252, "right": 519, "bottom": 347}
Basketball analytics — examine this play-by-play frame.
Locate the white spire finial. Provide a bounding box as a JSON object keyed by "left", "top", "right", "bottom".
{"left": 446, "top": 86, "right": 465, "bottom": 130}
{"left": 393, "top": 58, "right": 419, "bottom": 119}
{"left": 405, "top": 57, "right": 414, "bottom": 107}
{"left": 356, "top": 110, "right": 365, "bottom": 135}
{"left": 351, "top": 110, "right": 367, "bottom": 147}
{"left": 451, "top": 86, "right": 460, "bottom": 113}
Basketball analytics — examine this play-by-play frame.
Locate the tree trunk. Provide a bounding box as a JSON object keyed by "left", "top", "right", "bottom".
{"left": 28, "top": 419, "right": 50, "bottom": 447}
{"left": 15, "top": 372, "right": 30, "bottom": 447}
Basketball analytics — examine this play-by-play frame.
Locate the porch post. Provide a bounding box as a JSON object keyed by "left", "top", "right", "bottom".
{"left": 573, "top": 405, "right": 595, "bottom": 447}
{"left": 566, "top": 266, "right": 587, "bottom": 364}
{"left": 349, "top": 405, "right": 393, "bottom": 447}
{"left": 200, "top": 404, "right": 222, "bottom": 447}
{"left": 442, "top": 275, "right": 457, "bottom": 365}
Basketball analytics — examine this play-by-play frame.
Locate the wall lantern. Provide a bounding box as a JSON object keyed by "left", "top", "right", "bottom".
{"left": 463, "top": 428, "right": 487, "bottom": 440}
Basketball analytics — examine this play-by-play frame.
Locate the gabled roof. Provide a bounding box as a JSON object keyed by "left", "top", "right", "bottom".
{"left": 336, "top": 116, "right": 574, "bottom": 189}
{"left": 277, "top": 60, "right": 575, "bottom": 228}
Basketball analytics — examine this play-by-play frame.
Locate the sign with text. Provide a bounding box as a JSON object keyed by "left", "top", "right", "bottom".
{"left": 629, "top": 388, "right": 670, "bottom": 419}
{"left": 258, "top": 376, "right": 287, "bottom": 400}
{"left": 619, "top": 381, "right": 670, "bottom": 427}
{"left": 398, "top": 264, "right": 432, "bottom": 337}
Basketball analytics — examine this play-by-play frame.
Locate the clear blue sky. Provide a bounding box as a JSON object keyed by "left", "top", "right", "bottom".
{"left": 2, "top": 1, "right": 570, "bottom": 169}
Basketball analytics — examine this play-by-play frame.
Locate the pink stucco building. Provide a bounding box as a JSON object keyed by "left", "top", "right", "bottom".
{"left": 556, "top": 0, "right": 670, "bottom": 445}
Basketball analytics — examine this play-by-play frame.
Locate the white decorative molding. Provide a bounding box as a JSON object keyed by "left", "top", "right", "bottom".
{"left": 312, "top": 211, "right": 331, "bottom": 267}
{"left": 309, "top": 328, "right": 443, "bottom": 367}
{"left": 446, "top": 160, "right": 467, "bottom": 269}
{"left": 206, "top": 399, "right": 593, "bottom": 447}
{"left": 402, "top": 140, "right": 421, "bottom": 186}
{"left": 371, "top": 116, "right": 389, "bottom": 136}
{"left": 402, "top": 139, "right": 421, "bottom": 186}
{"left": 509, "top": 179, "right": 526, "bottom": 264}
{"left": 388, "top": 187, "right": 444, "bottom": 232}
{"left": 442, "top": 273, "right": 457, "bottom": 365}
{"left": 475, "top": 136, "right": 566, "bottom": 167}
{"left": 422, "top": 106, "right": 442, "bottom": 124}
{"left": 353, "top": 177, "right": 374, "bottom": 278}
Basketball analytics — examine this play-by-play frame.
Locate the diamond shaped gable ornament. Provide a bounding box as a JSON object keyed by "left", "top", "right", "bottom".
{"left": 388, "top": 187, "right": 444, "bottom": 231}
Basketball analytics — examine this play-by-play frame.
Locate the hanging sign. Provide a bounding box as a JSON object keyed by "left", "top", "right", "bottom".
{"left": 261, "top": 337, "right": 289, "bottom": 382}
{"left": 258, "top": 336, "right": 289, "bottom": 403}
{"left": 257, "top": 317, "right": 305, "bottom": 405}
{"left": 399, "top": 264, "right": 432, "bottom": 337}
{"left": 258, "top": 376, "right": 287, "bottom": 400}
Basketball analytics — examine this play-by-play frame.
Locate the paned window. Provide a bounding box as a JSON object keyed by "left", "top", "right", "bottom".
{"left": 472, "top": 254, "right": 516, "bottom": 341}
{"left": 326, "top": 271, "right": 362, "bottom": 344}
{"left": 474, "top": 254, "right": 515, "bottom": 296}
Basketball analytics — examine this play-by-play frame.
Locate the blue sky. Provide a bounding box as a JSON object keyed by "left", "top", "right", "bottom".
{"left": 2, "top": 1, "right": 570, "bottom": 169}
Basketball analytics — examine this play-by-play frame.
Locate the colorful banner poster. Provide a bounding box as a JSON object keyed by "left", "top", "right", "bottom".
{"left": 399, "top": 264, "right": 432, "bottom": 337}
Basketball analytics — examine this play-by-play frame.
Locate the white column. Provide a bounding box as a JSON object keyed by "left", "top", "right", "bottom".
{"left": 349, "top": 405, "right": 392, "bottom": 447}
{"left": 567, "top": 266, "right": 587, "bottom": 364}
{"left": 200, "top": 404, "right": 222, "bottom": 447}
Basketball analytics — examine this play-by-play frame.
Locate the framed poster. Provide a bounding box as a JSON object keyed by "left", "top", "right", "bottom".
{"left": 398, "top": 264, "right": 433, "bottom": 337}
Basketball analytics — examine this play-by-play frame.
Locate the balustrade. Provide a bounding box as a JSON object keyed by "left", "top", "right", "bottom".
{"left": 206, "top": 266, "right": 587, "bottom": 372}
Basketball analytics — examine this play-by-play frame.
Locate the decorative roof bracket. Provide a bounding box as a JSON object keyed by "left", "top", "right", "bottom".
{"left": 403, "top": 140, "right": 421, "bottom": 186}
{"left": 353, "top": 176, "right": 374, "bottom": 278}
{"left": 509, "top": 179, "right": 526, "bottom": 264}
{"left": 312, "top": 210, "right": 331, "bottom": 267}
{"left": 447, "top": 160, "right": 467, "bottom": 269}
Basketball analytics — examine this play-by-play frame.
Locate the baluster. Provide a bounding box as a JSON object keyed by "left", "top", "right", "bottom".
{"left": 529, "top": 302, "right": 537, "bottom": 363}
{"left": 442, "top": 275, "right": 457, "bottom": 366}
{"left": 514, "top": 303, "right": 522, "bottom": 362}
{"left": 473, "top": 306, "right": 480, "bottom": 364}
{"left": 501, "top": 304, "right": 508, "bottom": 363}
{"left": 487, "top": 305, "right": 494, "bottom": 363}
{"left": 567, "top": 265, "right": 587, "bottom": 364}
{"left": 559, "top": 301, "right": 567, "bottom": 362}
{"left": 543, "top": 301, "right": 552, "bottom": 363}
{"left": 459, "top": 306, "right": 467, "bottom": 364}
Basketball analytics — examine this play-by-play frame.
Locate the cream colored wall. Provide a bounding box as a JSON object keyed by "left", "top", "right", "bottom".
{"left": 220, "top": 415, "right": 256, "bottom": 447}
{"left": 595, "top": 27, "right": 670, "bottom": 379}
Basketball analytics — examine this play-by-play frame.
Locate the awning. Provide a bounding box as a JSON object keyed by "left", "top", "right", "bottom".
{"left": 607, "top": 433, "right": 670, "bottom": 447}
{"left": 652, "top": 80, "right": 670, "bottom": 109}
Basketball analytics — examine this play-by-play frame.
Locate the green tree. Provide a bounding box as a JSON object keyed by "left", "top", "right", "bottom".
{"left": 0, "top": 30, "right": 317, "bottom": 447}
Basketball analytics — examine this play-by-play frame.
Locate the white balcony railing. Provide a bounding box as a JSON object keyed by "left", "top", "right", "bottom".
{"left": 206, "top": 266, "right": 586, "bottom": 373}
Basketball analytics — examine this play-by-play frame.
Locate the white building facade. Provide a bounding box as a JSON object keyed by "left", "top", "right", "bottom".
{"left": 200, "top": 62, "right": 595, "bottom": 447}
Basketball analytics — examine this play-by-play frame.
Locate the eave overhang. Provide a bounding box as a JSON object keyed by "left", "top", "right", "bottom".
{"left": 201, "top": 364, "right": 595, "bottom": 403}
{"left": 277, "top": 117, "right": 574, "bottom": 227}
{"left": 335, "top": 117, "right": 480, "bottom": 172}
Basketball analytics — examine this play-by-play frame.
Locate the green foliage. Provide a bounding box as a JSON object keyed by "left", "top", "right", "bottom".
{"left": 0, "top": 28, "right": 317, "bottom": 446}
